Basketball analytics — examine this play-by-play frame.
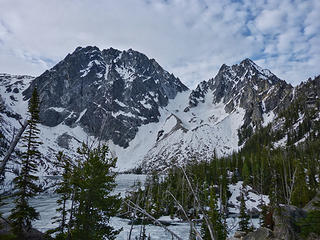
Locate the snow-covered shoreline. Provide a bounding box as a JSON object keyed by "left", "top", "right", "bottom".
{"left": 1, "top": 174, "right": 268, "bottom": 239}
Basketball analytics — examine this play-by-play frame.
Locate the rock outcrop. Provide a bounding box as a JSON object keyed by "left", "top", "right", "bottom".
{"left": 188, "top": 59, "right": 293, "bottom": 129}
{"left": 237, "top": 205, "right": 308, "bottom": 240}
{"left": 243, "top": 227, "right": 274, "bottom": 240}
{"left": 23, "top": 46, "right": 188, "bottom": 148}
{"left": 0, "top": 217, "right": 46, "bottom": 240}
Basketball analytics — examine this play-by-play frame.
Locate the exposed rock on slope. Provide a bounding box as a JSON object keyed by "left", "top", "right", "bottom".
{"left": 188, "top": 59, "right": 293, "bottom": 128}
{"left": 1, "top": 48, "right": 318, "bottom": 172}
{"left": 23, "top": 46, "right": 188, "bottom": 148}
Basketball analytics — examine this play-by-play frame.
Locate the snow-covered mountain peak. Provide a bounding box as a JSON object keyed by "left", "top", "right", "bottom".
{"left": 22, "top": 46, "right": 188, "bottom": 148}
{"left": 0, "top": 51, "right": 301, "bottom": 174}
{"left": 238, "top": 58, "right": 275, "bottom": 81}
{"left": 188, "top": 59, "right": 293, "bottom": 145}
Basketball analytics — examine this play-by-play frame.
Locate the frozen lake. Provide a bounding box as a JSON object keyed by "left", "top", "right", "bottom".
{"left": 0, "top": 174, "right": 192, "bottom": 240}
{"left": 1, "top": 174, "right": 261, "bottom": 239}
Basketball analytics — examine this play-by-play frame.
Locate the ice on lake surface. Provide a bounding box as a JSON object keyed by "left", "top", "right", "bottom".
{"left": 0, "top": 174, "right": 192, "bottom": 239}
{"left": 0, "top": 174, "right": 261, "bottom": 239}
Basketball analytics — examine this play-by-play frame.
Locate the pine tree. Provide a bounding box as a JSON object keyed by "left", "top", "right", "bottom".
{"left": 47, "top": 151, "right": 73, "bottom": 239}
{"left": 71, "top": 143, "right": 122, "bottom": 240}
{"left": 269, "top": 169, "right": 280, "bottom": 211}
{"left": 241, "top": 160, "right": 250, "bottom": 185}
{"left": 220, "top": 169, "right": 229, "bottom": 217}
{"left": 260, "top": 204, "right": 267, "bottom": 227}
{"left": 298, "top": 200, "right": 320, "bottom": 238}
{"left": 201, "top": 187, "right": 226, "bottom": 240}
{"left": 238, "top": 190, "right": 250, "bottom": 233}
{"left": 9, "top": 87, "right": 42, "bottom": 238}
{"left": 291, "top": 162, "right": 310, "bottom": 208}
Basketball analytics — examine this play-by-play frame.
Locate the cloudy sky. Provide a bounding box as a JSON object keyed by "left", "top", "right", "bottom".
{"left": 0, "top": 0, "right": 319, "bottom": 89}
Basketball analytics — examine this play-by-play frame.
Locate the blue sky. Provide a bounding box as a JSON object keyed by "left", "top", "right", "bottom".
{"left": 0, "top": 0, "right": 319, "bottom": 89}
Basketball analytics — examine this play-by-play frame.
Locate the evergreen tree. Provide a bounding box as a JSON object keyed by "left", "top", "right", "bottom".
{"left": 291, "top": 162, "right": 310, "bottom": 208}
{"left": 71, "top": 143, "right": 122, "bottom": 240}
{"left": 238, "top": 190, "right": 250, "bottom": 233}
{"left": 298, "top": 200, "right": 320, "bottom": 238}
{"left": 9, "top": 87, "right": 42, "bottom": 238}
{"left": 220, "top": 169, "right": 229, "bottom": 217}
{"left": 47, "top": 151, "right": 73, "bottom": 239}
{"left": 259, "top": 204, "right": 268, "bottom": 228}
{"left": 201, "top": 187, "right": 226, "bottom": 240}
{"left": 241, "top": 160, "right": 250, "bottom": 185}
{"left": 269, "top": 169, "right": 280, "bottom": 211}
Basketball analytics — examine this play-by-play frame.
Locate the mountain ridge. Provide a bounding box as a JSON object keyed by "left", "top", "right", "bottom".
{"left": 23, "top": 46, "right": 188, "bottom": 148}
{"left": 0, "top": 46, "right": 319, "bottom": 176}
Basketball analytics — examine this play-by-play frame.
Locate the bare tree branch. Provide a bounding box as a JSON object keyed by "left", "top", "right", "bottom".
{"left": 166, "top": 190, "right": 203, "bottom": 240}
{"left": 124, "top": 200, "right": 184, "bottom": 240}
{"left": 180, "top": 166, "right": 216, "bottom": 240}
{"left": 0, "top": 119, "right": 29, "bottom": 177}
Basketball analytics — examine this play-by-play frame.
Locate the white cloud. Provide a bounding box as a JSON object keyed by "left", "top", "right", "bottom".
{"left": 0, "top": 0, "right": 319, "bottom": 89}
{"left": 255, "top": 9, "right": 286, "bottom": 34}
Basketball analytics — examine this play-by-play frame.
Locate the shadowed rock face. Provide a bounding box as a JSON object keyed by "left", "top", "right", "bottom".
{"left": 273, "top": 205, "right": 306, "bottom": 240}
{"left": 243, "top": 227, "right": 274, "bottom": 240}
{"left": 188, "top": 58, "right": 293, "bottom": 128}
{"left": 23, "top": 46, "right": 188, "bottom": 148}
{"left": 0, "top": 218, "right": 45, "bottom": 240}
{"left": 1, "top": 58, "right": 319, "bottom": 172}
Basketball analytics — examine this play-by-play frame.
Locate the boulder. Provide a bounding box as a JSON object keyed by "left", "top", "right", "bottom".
{"left": 243, "top": 227, "right": 274, "bottom": 240}
{"left": 234, "top": 231, "right": 247, "bottom": 238}
{"left": 273, "top": 205, "right": 306, "bottom": 240}
{"left": 0, "top": 217, "right": 47, "bottom": 240}
{"left": 303, "top": 192, "right": 320, "bottom": 212}
{"left": 56, "top": 132, "right": 73, "bottom": 149}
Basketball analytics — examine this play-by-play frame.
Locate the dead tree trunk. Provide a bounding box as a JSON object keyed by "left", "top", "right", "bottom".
{"left": 180, "top": 166, "right": 216, "bottom": 240}
{"left": 0, "top": 119, "right": 29, "bottom": 177}
{"left": 124, "top": 200, "right": 184, "bottom": 240}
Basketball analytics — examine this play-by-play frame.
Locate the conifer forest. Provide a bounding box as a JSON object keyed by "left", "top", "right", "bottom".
{"left": 0, "top": 1, "right": 320, "bottom": 239}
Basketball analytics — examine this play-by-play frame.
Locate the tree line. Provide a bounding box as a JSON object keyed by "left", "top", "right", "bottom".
{"left": 0, "top": 88, "right": 121, "bottom": 240}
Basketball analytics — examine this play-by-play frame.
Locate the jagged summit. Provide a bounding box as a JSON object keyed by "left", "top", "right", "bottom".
{"left": 2, "top": 50, "right": 314, "bottom": 173}
{"left": 23, "top": 46, "right": 188, "bottom": 148}
{"left": 215, "top": 58, "right": 278, "bottom": 85}
{"left": 239, "top": 58, "right": 256, "bottom": 67}
{"left": 189, "top": 59, "right": 292, "bottom": 128}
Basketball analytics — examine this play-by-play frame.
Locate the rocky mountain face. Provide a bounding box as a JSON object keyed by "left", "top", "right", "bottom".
{"left": 1, "top": 47, "right": 319, "bottom": 174}
{"left": 268, "top": 75, "right": 320, "bottom": 147}
{"left": 188, "top": 58, "right": 293, "bottom": 127}
{"left": 0, "top": 74, "right": 34, "bottom": 157}
{"left": 23, "top": 46, "right": 188, "bottom": 148}
{"left": 141, "top": 59, "right": 296, "bottom": 170}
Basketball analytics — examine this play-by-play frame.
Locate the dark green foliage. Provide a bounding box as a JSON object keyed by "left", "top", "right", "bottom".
{"left": 123, "top": 159, "right": 232, "bottom": 237}
{"left": 260, "top": 204, "right": 268, "bottom": 228}
{"left": 48, "top": 144, "right": 122, "bottom": 240}
{"left": 0, "top": 233, "right": 17, "bottom": 240}
{"left": 123, "top": 76, "right": 320, "bottom": 237}
{"left": 47, "top": 152, "right": 73, "bottom": 238}
{"left": 200, "top": 188, "right": 226, "bottom": 240}
{"left": 238, "top": 191, "right": 250, "bottom": 233}
{"left": 70, "top": 144, "right": 122, "bottom": 240}
{"left": 241, "top": 160, "right": 250, "bottom": 185}
{"left": 291, "top": 163, "right": 310, "bottom": 208}
{"left": 298, "top": 201, "right": 320, "bottom": 238}
{"left": 9, "top": 88, "right": 42, "bottom": 238}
